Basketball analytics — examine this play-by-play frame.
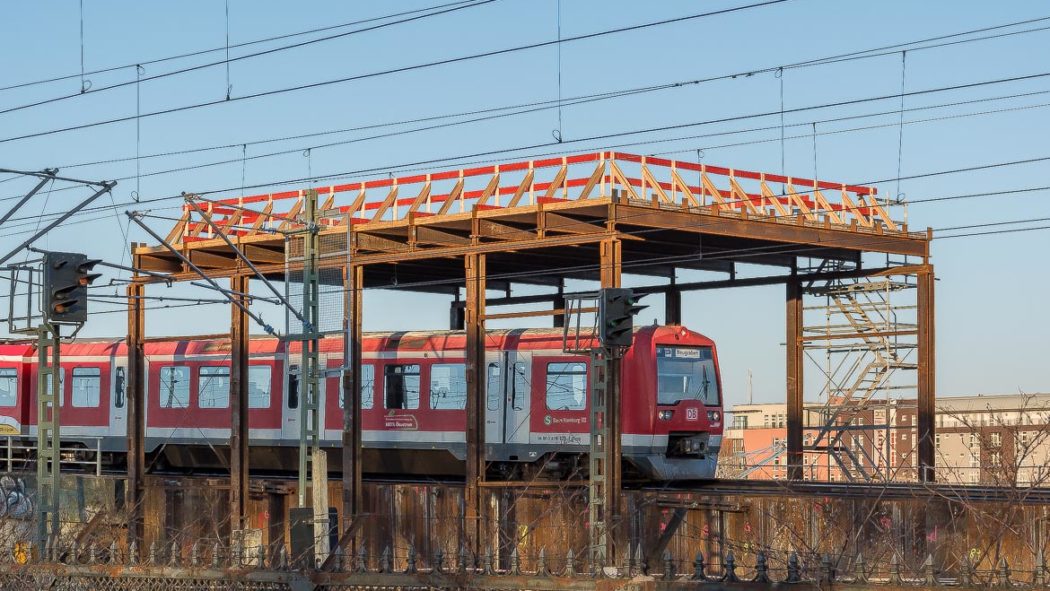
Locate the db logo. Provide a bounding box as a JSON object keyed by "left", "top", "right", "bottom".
{"left": 686, "top": 408, "right": 699, "bottom": 421}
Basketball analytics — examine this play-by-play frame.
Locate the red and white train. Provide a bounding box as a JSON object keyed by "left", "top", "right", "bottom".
{"left": 0, "top": 325, "right": 723, "bottom": 480}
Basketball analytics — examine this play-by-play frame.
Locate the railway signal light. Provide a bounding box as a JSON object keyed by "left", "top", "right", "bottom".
{"left": 43, "top": 252, "right": 100, "bottom": 324}
{"left": 598, "top": 287, "right": 647, "bottom": 348}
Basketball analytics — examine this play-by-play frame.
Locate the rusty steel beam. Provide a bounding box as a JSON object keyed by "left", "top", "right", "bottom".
{"left": 230, "top": 274, "right": 251, "bottom": 533}
{"left": 342, "top": 264, "right": 364, "bottom": 537}
{"left": 786, "top": 280, "right": 804, "bottom": 481}
{"left": 917, "top": 264, "right": 936, "bottom": 482}
{"left": 125, "top": 282, "right": 146, "bottom": 547}
{"left": 464, "top": 253, "right": 487, "bottom": 553}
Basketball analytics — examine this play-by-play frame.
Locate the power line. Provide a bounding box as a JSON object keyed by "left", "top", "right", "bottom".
{"left": 0, "top": 0, "right": 789, "bottom": 124}
{"left": 5, "top": 66, "right": 1048, "bottom": 213}
{"left": 0, "top": 0, "right": 502, "bottom": 116}
{"left": 0, "top": 0, "right": 486, "bottom": 94}
{"left": 3, "top": 9, "right": 1045, "bottom": 166}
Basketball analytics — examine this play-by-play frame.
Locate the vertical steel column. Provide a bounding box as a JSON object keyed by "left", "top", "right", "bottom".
{"left": 786, "top": 280, "right": 804, "bottom": 481}
{"left": 230, "top": 274, "right": 251, "bottom": 532}
{"left": 917, "top": 264, "right": 936, "bottom": 482}
{"left": 599, "top": 239, "right": 621, "bottom": 561}
{"left": 126, "top": 282, "right": 146, "bottom": 546}
{"left": 553, "top": 282, "right": 565, "bottom": 328}
{"left": 341, "top": 264, "right": 363, "bottom": 532}
{"left": 464, "top": 253, "right": 486, "bottom": 553}
{"left": 665, "top": 288, "right": 682, "bottom": 325}
{"left": 35, "top": 324, "right": 61, "bottom": 549}
{"left": 299, "top": 190, "right": 321, "bottom": 507}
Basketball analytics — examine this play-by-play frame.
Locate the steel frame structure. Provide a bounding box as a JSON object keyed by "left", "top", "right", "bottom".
{"left": 125, "top": 150, "right": 935, "bottom": 555}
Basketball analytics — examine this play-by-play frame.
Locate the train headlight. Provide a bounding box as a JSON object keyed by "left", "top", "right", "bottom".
{"left": 706, "top": 410, "right": 721, "bottom": 422}
{"left": 658, "top": 410, "right": 674, "bottom": 421}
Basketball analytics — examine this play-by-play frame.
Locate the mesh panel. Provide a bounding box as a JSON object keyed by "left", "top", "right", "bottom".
{"left": 285, "top": 231, "right": 348, "bottom": 336}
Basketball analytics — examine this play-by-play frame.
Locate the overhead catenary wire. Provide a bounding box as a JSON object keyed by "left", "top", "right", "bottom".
{"left": 6, "top": 12, "right": 1047, "bottom": 185}
{"left": 12, "top": 1, "right": 1050, "bottom": 153}
{"left": 0, "top": 0, "right": 485, "bottom": 94}
{"left": 5, "top": 65, "right": 1049, "bottom": 216}
{"left": 0, "top": 0, "right": 782, "bottom": 120}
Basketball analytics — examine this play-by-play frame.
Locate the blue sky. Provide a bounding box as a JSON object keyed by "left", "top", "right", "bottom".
{"left": 1, "top": 0, "right": 1048, "bottom": 406}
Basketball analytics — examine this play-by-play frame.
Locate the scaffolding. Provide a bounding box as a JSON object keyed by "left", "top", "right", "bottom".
{"left": 802, "top": 263, "right": 919, "bottom": 482}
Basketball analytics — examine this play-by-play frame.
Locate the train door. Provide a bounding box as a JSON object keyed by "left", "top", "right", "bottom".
{"left": 282, "top": 355, "right": 329, "bottom": 442}
{"left": 501, "top": 353, "right": 531, "bottom": 450}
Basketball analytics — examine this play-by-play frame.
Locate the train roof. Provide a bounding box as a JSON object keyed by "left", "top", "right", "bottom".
{"left": 0, "top": 325, "right": 715, "bottom": 357}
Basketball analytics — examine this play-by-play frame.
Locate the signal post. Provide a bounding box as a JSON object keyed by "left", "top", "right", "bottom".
{"left": 31, "top": 252, "right": 101, "bottom": 549}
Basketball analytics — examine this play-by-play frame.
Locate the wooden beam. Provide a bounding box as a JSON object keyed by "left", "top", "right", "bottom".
{"left": 476, "top": 219, "right": 536, "bottom": 242}
{"left": 414, "top": 226, "right": 471, "bottom": 246}
{"left": 354, "top": 232, "right": 411, "bottom": 253}
{"left": 371, "top": 184, "right": 400, "bottom": 222}
{"left": 188, "top": 249, "right": 237, "bottom": 269}
{"left": 543, "top": 211, "right": 604, "bottom": 235}
{"left": 243, "top": 244, "right": 285, "bottom": 264}
{"left": 137, "top": 254, "right": 181, "bottom": 273}
{"left": 435, "top": 178, "right": 464, "bottom": 216}
{"left": 507, "top": 169, "right": 534, "bottom": 208}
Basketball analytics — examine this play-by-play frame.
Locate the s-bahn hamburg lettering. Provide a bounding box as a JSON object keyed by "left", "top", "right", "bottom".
{"left": 0, "top": 325, "right": 723, "bottom": 480}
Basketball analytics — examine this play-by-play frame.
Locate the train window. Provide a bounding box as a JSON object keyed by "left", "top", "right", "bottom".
{"left": 72, "top": 368, "right": 101, "bottom": 407}
{"left": 545, "top": 362, "right": 587, "bottom": 411}
{"left": 429, "top": 364, "right": 465, "bottom": 410}
{"left": 288, "top": 364, "right": 299, "bottom": 409}
{"left": 362, "top": 365, "right": 374, "bottom": 409}
{"left": 248, "top": 366, "right": 271, "bottom": 408}
{"left": 486, "top": 363, "right": 501, "bottom": 411}
{"left": 0, "top": 368, "right": 16, "bottom": 407}
{"left": 198, "top": 366, "right": 230, "bottom": 408}
{"left": 656, "top": 346, "right": 720, "bottom": 406}
{"left": 159, "top": 366, "right": 190, "bottom": 408}
{"left": 384, "top": 364, "right": 420, "bottom": 410}
{"left": 339, "top": 365, "right": 375, "bottom": 409}
{"left": 512, "top": 362, "right": 527, "bottom": 411}
{"left": 44, "top": 369, "right": 65, "bottom": 406}
{"left": 114, "top": 367, "right": 126, "bottom": 409}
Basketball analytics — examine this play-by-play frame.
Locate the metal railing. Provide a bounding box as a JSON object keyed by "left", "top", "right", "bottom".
{"left": 2, "top": 436, "right": 104, "bottom": 476}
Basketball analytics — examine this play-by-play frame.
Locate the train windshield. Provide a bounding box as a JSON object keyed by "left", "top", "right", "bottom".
{"left": 656, "top": 346, "right": 719, "bottom": 406}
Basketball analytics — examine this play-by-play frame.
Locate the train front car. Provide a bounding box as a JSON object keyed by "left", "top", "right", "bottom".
{"left": 622, "top": 326, "right": 723, "bottom": 480}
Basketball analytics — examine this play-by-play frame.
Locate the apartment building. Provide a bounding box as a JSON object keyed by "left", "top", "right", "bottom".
{"left": 719, "top": 393, "right": 1050, "bottom": 484}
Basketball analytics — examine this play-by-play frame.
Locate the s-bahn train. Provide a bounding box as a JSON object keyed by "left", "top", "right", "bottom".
{"left": 0, "top": 325, "right": 723, "bottom": 480}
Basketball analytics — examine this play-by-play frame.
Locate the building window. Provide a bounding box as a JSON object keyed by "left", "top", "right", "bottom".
{"left": 0, "top": 368, "right": 16, "bottom": 407}
{"left": 733, "top": 415, "right": 749, "bottom": 430}
{"left": 384, "top": 364, "right": 420, "bottom": 410}
{"left": 430, "top": 363, "right": 466, "bottom": 410}
{"left": 545, "top": 362, "right": 587, "bottom": 411}
{"left": 159, "top": 366, "right": 190, "bottom": 409}
{"left": 248, "top": 366, "right": 271, "bottom": 409}
{"left": 990, "top": 432, "right": 1002, "bottom": 449}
